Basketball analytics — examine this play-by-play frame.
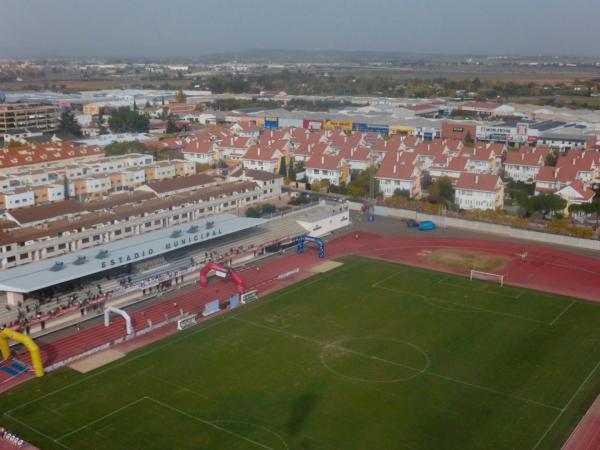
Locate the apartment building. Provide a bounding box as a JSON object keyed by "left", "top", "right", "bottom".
{"left": 0, "top": 180, "right": 274, "bottom": 269}
{"left": 0, "top": 103, "right": 59, "bottom": 135}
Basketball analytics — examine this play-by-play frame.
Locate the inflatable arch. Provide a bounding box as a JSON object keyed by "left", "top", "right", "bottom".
{"left": 0, "top": 328, "right": 44, "bottom": 377}
{"left": 297, "top": 235, "right": 325, "bottom": 258}
{"left": 104, "top": 306, "right": 134, "bottom": 335}
{"left": 200, "top": 262, "right": 246, "bottom": 295}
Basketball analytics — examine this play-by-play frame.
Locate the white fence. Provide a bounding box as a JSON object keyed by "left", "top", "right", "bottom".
{"left": 348, "top": 202, "right": 600, "bottom": 251}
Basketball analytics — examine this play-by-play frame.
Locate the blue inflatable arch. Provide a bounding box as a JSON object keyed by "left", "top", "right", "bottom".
{"left": 297, "top": 235, "right": 325, "bottom": 258}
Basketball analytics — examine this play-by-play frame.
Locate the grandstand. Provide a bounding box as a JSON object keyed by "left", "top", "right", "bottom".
{"left": 0, "top": 201, "right": 349, "bottom": 336}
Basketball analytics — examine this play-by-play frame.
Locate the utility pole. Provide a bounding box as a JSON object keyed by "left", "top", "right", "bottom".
{"left": 368, "top": 146, "right": 375, "bottom": 222}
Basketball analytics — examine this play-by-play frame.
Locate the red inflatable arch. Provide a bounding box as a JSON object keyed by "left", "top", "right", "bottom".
{"left": 200, "top": 261, "right": 246, "bottom": 294}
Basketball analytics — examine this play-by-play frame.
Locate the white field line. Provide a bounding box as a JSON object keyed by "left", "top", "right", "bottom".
{"left": 145, "top": 396, "right": 279, "bottom": 450}
{"left": 7, "top": 265, "right": 351, "bottom": 417}
{"left": 531, "top": 358, "right": 600, "bottom": 450}
{"left": 6, "top": 315, "right": 231, "bottom": 415}
{"left": 56, "top": 397, "right": 147, "bottom": 442}
{"left": 232, "top": 317, "right": 561, "bottom": 411}
{"left": 2, "top": 412, "right": 72, "bottom": 450}
{"left": 437, "top": 277, "right": 525, "bottom": 300}
{"left": 374, "top": 284, "right": 548, "bottom": 324}
{"left": 549, "top": 301, "right": 576, "bottom": 326}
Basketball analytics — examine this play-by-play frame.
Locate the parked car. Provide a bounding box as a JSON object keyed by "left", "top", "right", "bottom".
{"left": 406, "top": 219, "right": 419, "bottom": 228}
{"left": 418, "top": 220, "right": 437, "bottom": 231}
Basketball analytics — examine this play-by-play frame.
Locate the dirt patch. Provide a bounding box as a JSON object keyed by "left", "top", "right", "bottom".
{"left": 309, "top": 261, "right": 344, "bottom": 273}
{"left": 424, "top": 249, "right": 507, "bottom": 273}
{"left": 68, "top": 349, "right": 125, "bottom": 373}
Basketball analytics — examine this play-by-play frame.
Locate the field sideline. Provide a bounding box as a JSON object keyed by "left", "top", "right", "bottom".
{"left": 1, "top": 256, "right": 599, "bottom": 449}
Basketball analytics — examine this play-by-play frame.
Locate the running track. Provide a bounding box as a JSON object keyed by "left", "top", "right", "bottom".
{"left": 2, "top": 231, "right": 600, "bottom": 449}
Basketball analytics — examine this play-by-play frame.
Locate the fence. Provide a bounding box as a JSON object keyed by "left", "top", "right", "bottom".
{"left": 348, "top": 202, "right": 600, "bottom": 251}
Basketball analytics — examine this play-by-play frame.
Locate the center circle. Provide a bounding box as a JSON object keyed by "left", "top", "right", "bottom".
{"left": 319, "top": 337, "right": 430, "bottom": 383}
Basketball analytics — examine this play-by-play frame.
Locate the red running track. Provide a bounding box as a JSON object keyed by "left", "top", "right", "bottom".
{"left": 562, "top": 394, "right": 600, "bottom": 450}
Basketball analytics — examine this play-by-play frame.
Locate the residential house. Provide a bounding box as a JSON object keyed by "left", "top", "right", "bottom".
{"left": 454, "top": 173, "right": 504, "bottom": 210}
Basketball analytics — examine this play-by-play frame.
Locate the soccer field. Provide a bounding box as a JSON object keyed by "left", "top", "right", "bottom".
{"left": 2, "top": 256, "right": 600, "bottom": 450}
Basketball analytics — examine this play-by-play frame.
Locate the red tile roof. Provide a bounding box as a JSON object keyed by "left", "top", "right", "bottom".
{"left": 305, "top": 153, "right": 344, "bottom": 171}
{"left": 376, "top": 152, "right": 418, "bottom": 180}
{"left": 456, "top": 173, "right": 501, "bottom": 192}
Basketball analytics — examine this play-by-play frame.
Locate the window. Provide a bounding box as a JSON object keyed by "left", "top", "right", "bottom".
{"left": 7, "top": 256, "right": 15, "bottom": 263}
{"left": 58, "top": 243, "right": 66, "bottom": 250}
{"left": 82, "top": 237, "right": 89, "bottom": 244}
{"left": 125, "top": 227, "right": 132, "bottom": 233}
{"left": 114, "top": 230, "right": 122, "bottom": 236}
{"left": 19, "top": 253, "right": 28, "bottom": 260}
{"left": 46, "top": 246, "right": 54, "bottom": 253}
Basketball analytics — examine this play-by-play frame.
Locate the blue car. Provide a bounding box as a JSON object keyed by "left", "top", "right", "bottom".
{"left": 418, "top": 220, "right": 436, "bottom": 231}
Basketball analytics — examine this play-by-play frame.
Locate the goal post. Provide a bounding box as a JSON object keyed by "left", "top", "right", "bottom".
{"left": 470, "top": 270, "right": 504, "bottom": 287}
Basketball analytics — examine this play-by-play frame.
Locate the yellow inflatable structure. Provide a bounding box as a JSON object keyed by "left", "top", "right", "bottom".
{"left": 0, "top": 328, "right": 44, "bottom": 377}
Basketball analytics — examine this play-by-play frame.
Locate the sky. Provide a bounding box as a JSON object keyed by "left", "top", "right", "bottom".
{"left": 1, "top": 0, "right": 599, "bottom": 58}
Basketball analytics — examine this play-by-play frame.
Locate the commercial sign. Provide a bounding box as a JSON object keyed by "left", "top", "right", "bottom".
{"left": 100, "top": 228, "right": 222, "bottom": 268}
{"left": 177, "top": 315, "right": 197, "bottom": 331}
{"left": 265, "top": 116, "right": 279, "bottom": 128}
{"left": 241, "top": 290, "right": 258, "bottom": 304}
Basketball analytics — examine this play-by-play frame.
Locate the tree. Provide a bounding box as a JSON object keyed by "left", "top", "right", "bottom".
{"left": 245, "top": 207, "right": 261, "bottom": 218}
{"left": 58, "top": 111, "right": 82, "bottom": 137}
{"left": 463, "top": 131, "right": 475, "bottom": 147}
{"left": 428, "top": 176, "right": 454, "bottom": 204}
{"left": 278, "top": 157, "right": 287, "bottom": 177}
{"left": 8, "top": 140, "right": 23, "bottom": 148}
{"left": 195, "top": 163, "right": 211, "bottom": 173}
{"left": 393, "top": 188, "right": 411, "bottom": 198}
{"left": 63, "top": 176, "right": 70, "bottom": 200}
{"left": 108, "top": 107, "right": 149, "bottom": 133}
{"left": 528, "top": 193, "right": 567, "bottom": 216}
{"left": 346, "top": 167, "right": 379, "bottom": 198}
{"left": 166, "top": 115, "right": 179, "bottom": 134}
{"left": 175, "top": 89, "right": 187, "bottom": 103}
{"left": 104, "top": 140, "right": 147, "bottom": 156}
{"left": 545, "top": 150, "right": 559, "bottom": 167}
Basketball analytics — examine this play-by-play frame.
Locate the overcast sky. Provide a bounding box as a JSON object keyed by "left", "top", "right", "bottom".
{"left": 1, "top": 0, "right": 599, "bottom": 58}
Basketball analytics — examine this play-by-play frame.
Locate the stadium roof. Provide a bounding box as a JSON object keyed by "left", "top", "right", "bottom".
{"left": 0, "top": 213, "right": 266, "bottom": 294}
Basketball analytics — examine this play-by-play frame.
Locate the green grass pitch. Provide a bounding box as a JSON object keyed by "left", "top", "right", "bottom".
{"left": 2, "top": 256, "right": 600, "bottom": 450}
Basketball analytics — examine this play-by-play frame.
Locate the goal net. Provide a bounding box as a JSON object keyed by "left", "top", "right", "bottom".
{"left": 470, "top": 270, "right": 504, "bottom": 287}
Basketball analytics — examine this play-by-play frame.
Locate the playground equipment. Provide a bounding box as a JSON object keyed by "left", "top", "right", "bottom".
{"left": 297, "top": 235, "right": 325, "bottom": 258}
{"left": 0, "top": 328, "right": 44, "bottom": 377}
{"left": 104, "top": 306, "right": 134, "bottom": 335}
{"left": 200, "top": 261, "right": 246, "bottom": 294}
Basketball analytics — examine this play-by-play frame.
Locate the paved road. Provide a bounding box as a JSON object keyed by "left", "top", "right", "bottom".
{"left": 350, "top": 211, "right": 600, "bottom": 260}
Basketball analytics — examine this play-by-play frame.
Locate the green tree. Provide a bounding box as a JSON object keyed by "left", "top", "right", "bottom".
{"left": 463, "top": 131, "right": 475, "bottom": 147}
{"left": 175, "top": 89, "right": 187, "bottom": 103}
{"left": 63, "top": 176, "right": 70, "bottom": 200}
{"left": 545, "top": 150, "right": 559, "bottom": 167}
{"left": 529, "top": 193, "right": 567, "bottom": 216}
{"left": 347, "top": 167, "right": 379, "bottom": 198}
{"left": 8, "top": 140, "right": 23, "bottom": 148}
{"left": 428, "top": 176, "right": 454, "bottom": 204}
{"left": 108, "top": 107, "right": 149, "bottom": 133}
{"left": 104, "top": 141, "right": 147, "bottom": 156}
{"left": 59, "top": 111, "right": 82, "bottom": 137}
{"left": 278, "top": 156, "right": 287, "bottom": 177}
{"left": 166, "top": 116, "right": 179, "bottom": 134}
{"left": 245, "top": 207, "right": 261, "bottom": 218}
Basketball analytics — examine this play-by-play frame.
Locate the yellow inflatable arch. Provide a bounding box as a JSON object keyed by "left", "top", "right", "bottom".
{"left": 0, "top": 328, "right": 44, "bottom": 377}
